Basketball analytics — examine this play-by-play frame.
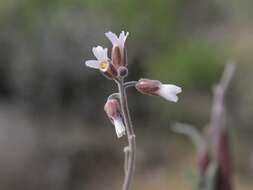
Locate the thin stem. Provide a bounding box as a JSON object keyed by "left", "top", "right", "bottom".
{"left": 116, "top": 79, "right": 136, "bottom": 190}
{"left": 124, "top": 146, "right": 130, "bottom": 175}
{"left": 172, "top": 123, "right": 206, "bottom": 153}
{"left": 123, "top": 81, "right": 137, "bottom": 90}
{"left": 108, "top": 93, "right": 120, "bottom": 100}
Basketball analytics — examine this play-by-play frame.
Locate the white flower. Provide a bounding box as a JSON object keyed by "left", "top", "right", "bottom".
{"left": 105, "top": 31, "right": 129, "bottom": 67}
{"left": 135, "top": 79, "right": 182, "bottom": 102}
{"left": 157, "top": 84, "right": 182, "bottom": 102}
{"left": 105, "top": 31, "right": 129, "bottom": 50}
{"left": 85, "top": 46, "right": 108, "bottom": 69}
{"left": 85, "top": 46, "right": 118, "bottom": 79}
{"left": 113, "top": 117, "right": 126, "bottom": 138}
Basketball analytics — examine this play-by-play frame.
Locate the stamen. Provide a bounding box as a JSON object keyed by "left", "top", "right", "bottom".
{"left": 99, "top": 61, "right": 109, "bottom": 70}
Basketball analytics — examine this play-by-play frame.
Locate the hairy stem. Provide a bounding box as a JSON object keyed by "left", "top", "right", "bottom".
{"left": 116, "top": 79, "right": 136, "bottom": 190}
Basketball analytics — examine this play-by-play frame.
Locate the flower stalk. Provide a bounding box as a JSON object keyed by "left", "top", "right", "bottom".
{"left": 116, "top": 79, "right": 136, "bottom": 190}
{"left": 84, "top": 30, "right": 182, "bottom": 190}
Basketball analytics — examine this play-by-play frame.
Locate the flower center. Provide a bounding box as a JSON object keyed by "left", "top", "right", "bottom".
{"left": 99, "top": 61, "right": 109, "bottom": 71}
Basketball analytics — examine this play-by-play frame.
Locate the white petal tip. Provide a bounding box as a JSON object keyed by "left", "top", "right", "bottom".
{"left": 92, "top": 46, "right": 108, "bottom": 61}
{"left": 158, "top": 84, "right": 182, "bottom": 103}
{"left": 176, "top": 87, "right": 182, "bottom": 93}
{"left": 116, "top": 131, "right": 126, "bottom": 138}
{"left": 169, "top": 96, "right": 179, "bottom": 103}
{"left": 113, "top": 118, "right": 126, "bottom": 138}
{"left": 85, "top": 60, "right": 100, "bottom": 69}
{"left": 105, "top": 31, "right": 118, "bottom": 45}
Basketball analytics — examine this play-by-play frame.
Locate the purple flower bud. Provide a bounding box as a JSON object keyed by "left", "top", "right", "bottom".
{"left": 104, "top": 99, "right": 126, "bottom": 138}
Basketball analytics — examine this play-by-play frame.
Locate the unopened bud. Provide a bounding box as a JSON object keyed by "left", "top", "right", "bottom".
{"left": 118, "top": 66, "right": 128, "bottom": 78}
{"left": 135, "top": 79, "right": 182, "bottom": 102}
{"left": 104, "top": 99, "right": 120, "bottom": 119}
{"left": 104, "top": 98, "right": 126, "bottom": 138}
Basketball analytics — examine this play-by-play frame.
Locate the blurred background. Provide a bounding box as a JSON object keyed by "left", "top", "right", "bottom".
{"left": 0, "top": 0, "right": 253, "bottom": 189}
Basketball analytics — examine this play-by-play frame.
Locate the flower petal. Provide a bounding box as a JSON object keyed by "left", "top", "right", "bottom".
{"left": 118, "top": 31, "right": 129, "bottom": 48}
{"left": 158, "top": 84, "right": 182, "bottom": 102}
{"left": 105, "top": 31, "right": 119, "bottom": 46}
{"left": 85, "top": 60, "right": 100, "bottom": 69}
{"left": 102, "top": 48, "right": 108, "bottom": 60}
{"left": 92, "top": 46, "right": 108, "bottom": 61}
{"left": 113, "top": 117, "right": 126, "bottom": 138}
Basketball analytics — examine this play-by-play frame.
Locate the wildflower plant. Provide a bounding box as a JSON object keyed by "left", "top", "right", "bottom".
{"left": 173, "top": 64, "right": 235, "bottom": 190}
{"left": 84, "top": 31, "right": 182, "bottom": 190}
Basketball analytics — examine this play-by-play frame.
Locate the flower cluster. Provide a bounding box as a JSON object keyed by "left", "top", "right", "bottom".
{"left": 85, "top": 31, "right": 182, "bottom": 138}
{"left": 85, "top": 31, "right": 128, "bottom": 80}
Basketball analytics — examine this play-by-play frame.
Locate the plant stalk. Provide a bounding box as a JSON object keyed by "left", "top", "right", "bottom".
{"left": 117, "top": 79, "right": 136, "bottom": 190}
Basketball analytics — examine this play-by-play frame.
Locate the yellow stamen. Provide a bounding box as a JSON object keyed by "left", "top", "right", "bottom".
{"left": 99, "top": 61, "right": 109, "bottom": 70}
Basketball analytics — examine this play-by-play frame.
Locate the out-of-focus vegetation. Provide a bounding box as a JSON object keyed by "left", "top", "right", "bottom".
{"left": 0, "top": 0, "right": 253, "bottom": 190}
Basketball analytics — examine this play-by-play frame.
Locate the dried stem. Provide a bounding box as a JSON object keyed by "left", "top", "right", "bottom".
{"left": 209, "top": 63, "right": 236, "bottom": 190}
{"left": 210, "top": 63, "right": 236, "bottom": 151}
{"left": 172, "top": 123, "right": 207, "bottom": 153}
{"left": 116, "top": 79, "right": 136, "bottom": 190}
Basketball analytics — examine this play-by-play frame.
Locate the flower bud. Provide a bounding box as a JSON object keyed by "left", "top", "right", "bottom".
{"left": 104, "top": 99, "right": 126, "bottom": 138}
{"left": 118, "top": 66, "right": 128, "bottom": 78}
{"left": 135, "top": 79, "right": 182, "bottom": 102}
{"left": 104, "top": 99, "right": 120, "bottom": 119}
